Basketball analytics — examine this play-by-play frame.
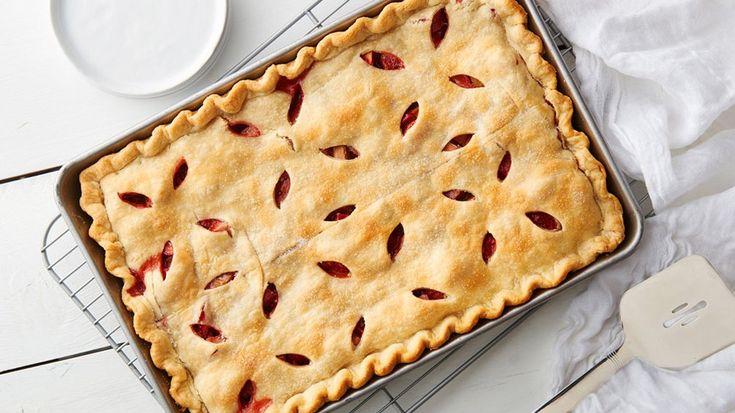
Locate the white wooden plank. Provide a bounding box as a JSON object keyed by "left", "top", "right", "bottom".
{"left": 0, "top": 172, "right": 107, "bottom": 372}
{"left": 0, "top": 0, "right": 344, "bottom": 180}
{"left": 0, "top": 349, "right": 407, "bottom": 413}
{"left": 0, "top": 349, "right": 160, "bottom": 413}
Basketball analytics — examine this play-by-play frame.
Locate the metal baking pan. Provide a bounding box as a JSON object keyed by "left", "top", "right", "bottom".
{"left": 54, "top": 0, "right": 644, "bottom": 411}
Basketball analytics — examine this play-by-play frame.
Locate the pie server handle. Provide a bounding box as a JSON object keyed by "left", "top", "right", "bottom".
{"left": 534, "top": 343, "right": 632, "bottom": 413}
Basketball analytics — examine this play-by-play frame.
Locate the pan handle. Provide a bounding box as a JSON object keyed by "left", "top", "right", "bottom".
{"left": 534, "top": 343, "right": 633, "bottom": 413}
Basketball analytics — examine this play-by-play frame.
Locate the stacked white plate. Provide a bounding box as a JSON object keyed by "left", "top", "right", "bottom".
{"left": 51, "top": 0, "right": 229, "bottom": 97}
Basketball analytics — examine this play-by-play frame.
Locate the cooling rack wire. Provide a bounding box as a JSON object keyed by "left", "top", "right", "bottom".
{"left": 41, "top": 1, "right": 655, "bottom": 411}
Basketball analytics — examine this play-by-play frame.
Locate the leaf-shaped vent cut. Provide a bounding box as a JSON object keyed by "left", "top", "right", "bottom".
{"left": 442, "top": 189, "right": 475, "bottom": 201}
{"left": 276, "top": 353, "right": 311, "bottom": 366}
{"left": 360, "top": 51, "right": 405, "bottom": 70}
{"left": 173, "top": 158, "right": 188, "bottom": 190}
{"left": 204, "top": 271, "right": 237, "bottom": 290}
{"left": 401, "top": 102, "right": 419, "bottom": 135}
{"left": 126, "top": 254, "right": 159, "bottom": 297}
{"left": 320, "top": 145, "right": 360, "bottom": 160}
{"left": 287, "top": 84, "right": 303, "bottom": 124}
{"left": 482, "top": 232, "right": 496, "bottom": 264}
{"left": 273, "top": 171, "right": 290, "bottom": 209}
{"left": 225, "top": 119, "right": 261, "bottom": 138}
{"left": 238, "top": 380, "right": 272, "bottom": 413}
{"left": 387, "top": 223, "right": 404, "bottom": 262}
{"left": 118, "top": 192, "right": 152, "bottom": 209}
{"left": 276, "top": 74, "right": 302, "bottom": 95}
{"left": 190, "top": 323, "right": 224, "bottom": 343}
{"left": 325, "top": 205, "right": 355, "bottom": 221}
{"left": 276, "top": 66, "right": 311, "bottom": 93}
{"left": 412, "top": 288, "right": 447, "bottom": 300}
{"left": 160, "top": 241, "right": 173, "bottom": 280}
{"left": 352, "top": 316, "right": 365, "bottom": 347}
{"left": 497, "top": 151, "right": 511, "bottom": 181}
{"left": 431, "top": 7, "right": 448, "bottom": 48}
{"left": 276, "top": 70, "right": 310, "bottom": 125}
{"left": 526, "top": 211, "right": 562, "bottom": 231}
{"left": 442, "top": 134, "right": 473, "bottom": 152}
{"left": 196, "top": 219, "right": 233, "bottom": 237}
{"left": 317, "top": 261, "right": 351, "bottom": 278}
{"left": 262, "top": 283, "right": 279, "bottom": 319}
{"left": 449, "top": 74, "right": 484, "bottom": 88}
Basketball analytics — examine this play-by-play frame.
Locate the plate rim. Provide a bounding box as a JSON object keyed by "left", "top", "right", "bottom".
{"left": 49, "top": 0, "right": 229, "bottom": 98}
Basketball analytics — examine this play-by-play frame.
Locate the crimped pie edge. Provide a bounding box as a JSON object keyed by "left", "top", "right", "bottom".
{"left": 78, "top": 0, "right": 625, "bottom": 412}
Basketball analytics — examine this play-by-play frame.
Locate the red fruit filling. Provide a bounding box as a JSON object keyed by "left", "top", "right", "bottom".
{"left": 204, "top": 271, "right": 237, "bottom": 290}
{"left": 497, "top": 151, "right": 511, "bottom": 181}
{"left": 275, "top": 67, "right": 310, "bottom": 95}
{"left": 160, "top": 241, "right": 173, "bottom": 280}
{"left": 387, "top": 223, "right": 404, "bottom": 262}
{"left": 118, "top": 192, "right": 152, "bottom": 209}
{"left": 442, "top": 189, "right": 475, "bottom": 201}
{"left": 352, "top": 316, "right": 365, "bottom": 347}
{"left": 262, "top": 283, "right": 278, "bottom": 319}
{"left": 273, "top": 170, "right": 290, "bottom": 209}
{"left": 360, "top": 51, "right": 405, "bottom": 70}
{"left": 276, "top": 353, "right": 311, "bottom": 366}
{"left": 127, "top": 276, "right": 146, "bottom": 297}
{"left": 172, "top": 158, "right": 188, "bottom": 190}
{"left": 431, "top": 7, "right": 449, "bottom": 48}
{"left": 449, "top": 74, "right": 484, "bottom": 88}
{"left": 442, "top": 134, "right": 473, "bottom": 151}
{"left": 198, "top": 306, "right": 206, "bottom": 323}
{"left": 400, "top": 102, "right": 419, "bottom": 135}
{"left": 317, "top": 261, "right": 351, "bottom": 278}
{"left": 324, "top": 205, "right": 355, "bottom": 221}
{"left": 482, "top": 232, "right": 496, "bottom": 264}
{"left": 190, "top": 323, "right": 225, "bottom": 343}
{"left": 126, "top": 254, "right": 160, "bottom": 297}
{"left": 412, "top": 288, "right": 447, "bottom": 300}
{"left": 226, "top": 119, "right": 261, "bottom": 138}
{"left": 276, "top": 69, "right": 310, "bottom": 125}
{"left": 238, "top": 380, "right": 272, "bottom": 413}
{"left": 526, "top": 211, "right": 562, "bottom": 231}
{"left": 197, "top": 218, "right": 233, "bottom": 237}
{"left": 287, "top": 84, "right": 303, "bottom": 124}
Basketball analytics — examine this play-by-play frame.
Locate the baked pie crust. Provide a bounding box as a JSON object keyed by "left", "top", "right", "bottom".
{"left": 79, "top": 0, "right": 624, "bottom": 411}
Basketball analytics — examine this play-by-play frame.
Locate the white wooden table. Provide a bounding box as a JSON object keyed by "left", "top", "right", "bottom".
{"left": 0, "top": 1, "right": 587, "bottom": 411}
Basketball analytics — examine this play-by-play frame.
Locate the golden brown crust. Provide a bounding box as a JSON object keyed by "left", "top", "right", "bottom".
{"left": 79, "top": 0, "right": 624, "bottom": 412}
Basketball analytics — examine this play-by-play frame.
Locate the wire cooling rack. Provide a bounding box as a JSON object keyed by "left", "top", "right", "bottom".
{"left": 41, "top": 1, "right": 655, "bottom": 412}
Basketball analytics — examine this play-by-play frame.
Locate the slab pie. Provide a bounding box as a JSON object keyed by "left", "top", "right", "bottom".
{"left": 79, "top": 0, "right": 625, "bottom": 412}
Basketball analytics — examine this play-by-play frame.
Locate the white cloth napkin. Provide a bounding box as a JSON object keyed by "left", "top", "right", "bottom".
{"left": 540, "top": 0, "right": 735, "bottom": 210}
{"left": 551, "top": 189, "right": 735, "bottom": 412}
{"left": 535, "top": 0, "right": 735, "bottom": 411}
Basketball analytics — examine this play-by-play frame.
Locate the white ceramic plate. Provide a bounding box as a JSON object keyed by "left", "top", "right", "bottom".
{"left": 51, "top": 0, "right": 228, "bottom": 97}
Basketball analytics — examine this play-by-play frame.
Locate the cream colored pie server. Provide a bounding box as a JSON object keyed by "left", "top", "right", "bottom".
{"left": 536, "top": 255, "right": 735, "bottom": 413}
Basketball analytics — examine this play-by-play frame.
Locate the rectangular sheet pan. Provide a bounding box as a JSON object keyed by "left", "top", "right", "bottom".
{"left": 55, "top": 1, "right": 644, "bottom": 411}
